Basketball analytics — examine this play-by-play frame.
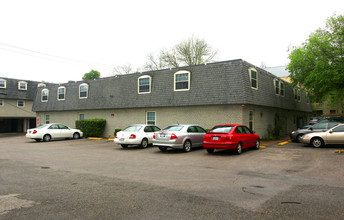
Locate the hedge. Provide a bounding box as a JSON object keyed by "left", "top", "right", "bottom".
{"left": 75, "top": 119, "right": 106, "bottom": 138}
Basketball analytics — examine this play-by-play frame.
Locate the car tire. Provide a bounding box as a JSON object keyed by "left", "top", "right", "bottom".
{"left": 235, "top": 142, "right": 242, "bottom": 155}
{"left": 254, "top": 139, "right": 260, "bottom": 149}
{"left": 158, "top": 146, "right": 167, "bottom": 151}
{"left": 73, "top": 132, "right": 80, "bottom": 139}
{"left": 121, "top": 144, "right": 128, "bottom": 148}
{"left": 206, "top": 148, "right": 214, "bottom": 154}
{"left": 296, "top": 134, "right": 303, "bottom": 143}
{"left": 183, "top": 140, "right": 192, "bottom": 152}
{"left": 43, "top": 134, "right": 51, "bottom": 142}
{"left": 140, "top": 138, "right": 148, "bottom": 148}
{"left": 311, "top": 137, "right": 324, "bottom": 148}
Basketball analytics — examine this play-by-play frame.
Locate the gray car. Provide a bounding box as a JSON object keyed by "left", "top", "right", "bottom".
{"left": 153, "top": 124, "right": 207, "bottom": 152}
{"left": 290, "top": 122, "right": 340, "bottom": 142}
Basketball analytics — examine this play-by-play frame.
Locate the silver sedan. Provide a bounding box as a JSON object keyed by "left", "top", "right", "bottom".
{"left": 153, "top": 124, "right": 207, "bottom": 152}
{"left": 300, "top": 123, "right": 344, "bottom": 148}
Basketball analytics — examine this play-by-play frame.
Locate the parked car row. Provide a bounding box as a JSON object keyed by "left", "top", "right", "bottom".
{"left": 114, "top": 124, "right": 260, "bottom": 154}
{"left": 290, "top": 122, "right": 344, "bottom": 148}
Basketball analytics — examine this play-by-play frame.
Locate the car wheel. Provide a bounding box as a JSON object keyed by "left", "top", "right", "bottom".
{"left": 121, "top": 144, "right": 128, "bottom": 148}
{"left": 140, "top": 138, "right": 148, "bottom": 148}
{"left": 183, "top": 140, "right": 192, "bottom": 152}
{"left": 158, "top": 146, "right": 167, "bottom": 151}
{"left": 43, "top": 134, "right": 51, "bottom": 142}
{"left": 235, "top": 142, "right": 242, "bottom": 154}
{"left": 311, "top": 137, "right": 324, "bottom": 148}
{"left": 206, "top": 148, "right": 214, "bottom": 154}
{"left": 254, "top": 139, "right": 260, "bottom": 149}
{"left": 73, "top": 132, "right": 80, "bottom": 139}
{"left": 35, "top": 139, "right": 41, "bottom": 142}
{"left": 296, "top": 134, "right": 303, "bottom": 143}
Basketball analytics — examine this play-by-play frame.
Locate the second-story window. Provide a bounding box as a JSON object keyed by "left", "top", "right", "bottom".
{"left": 41, "top": 89, "right": 49, "bottom": 102}
{"left": 18, "top": 81, "right": 27, "bottom": 90}
{"left": 0, "top": 99, "right": 3, "bottom": 107}
{"left": 57, "top": 86, "right": 66, "bottom": 100}
{"left": 17, "top": 100, "right": 25, "bottom": 107}
{"left": 79, "top": 83, "right": 88, "bottom": 99}
{"left": 138, "top": 75, "right": 151, "bottom": 94}
{"left": 249, "top": 68, "right": 258, "bottom": 89}
{"left": 37, "top": 83, "right": 46, "bottom": 88}
{"left": 0, "top": 79, "right": 6, "bottom": 88}
{"left": 294, "top": 88, "right": 301, "bottom": 101}
{"left": 274, "top": 79, "right": 280, "bottom": 95}
{"left": 174, "top": 70, "right": 190, "bottom": 91}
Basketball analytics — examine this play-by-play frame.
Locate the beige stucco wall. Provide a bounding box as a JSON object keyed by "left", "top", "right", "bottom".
{"left": 36, "top": 104, "right": 310, "bottom": 138}
{"left": 36, "top": 105, "right": 243, "bottom": 137}
{"left": 0, "top": 99, "right": 35, "bottom": 118}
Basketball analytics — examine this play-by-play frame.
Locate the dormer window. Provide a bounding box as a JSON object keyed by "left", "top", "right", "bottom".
{"left": 274, "top": 79, "right": 280, "bottom": 95}
{"left": 174, "top": 70, "right": 190, "bottom": 91}
{"left": 18, "top": 81, "right": 27, "bottom": 90}
{"left": 138, "top": 75, "right": 151, "bottom": 94}
{"left": 294, "top": 88, "right": 301, "bottom": 101}
{"left": 41, "top": 89, "right": 49, "bottom": 102}
{"left": 0, "top": 79, "right": 6, "bottom": 88}
{"left": 79, "top": 83, "right": 88, "bottom": 99}
{"left": 57, "top": 86, "right": 66, "bottom": 100}
{"left": 37, "top": 83, "right": 46, "bottom": 88}
{"left": 249, "top": 68, "right": 258, "bottom": 89}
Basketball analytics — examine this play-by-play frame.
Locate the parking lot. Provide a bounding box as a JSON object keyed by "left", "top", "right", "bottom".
{"left": 1, "top": 134, "right": 344, "bottom": 219}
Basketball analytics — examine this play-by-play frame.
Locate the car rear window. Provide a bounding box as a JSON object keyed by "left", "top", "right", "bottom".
{"left": 210, "top": 126, "right": 234, "bottom": 133}
{"left": 163, "top": 125, "right": 184, "bottom": 131}
{"left": 37, "top": 124, "right": 49, "bottom": 129}
{"left": 123, "top": 126, "right": 142, "bottom": 132}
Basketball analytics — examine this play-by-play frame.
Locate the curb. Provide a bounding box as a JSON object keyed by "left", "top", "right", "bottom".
{"left": 87, "top": 137, "right": 104, "bottom": 140}
{"left": 335, "top": 150, "right": 344, "bottom": 154}
{"left": 278, "top": 141, "right": 289, "bottom": 146}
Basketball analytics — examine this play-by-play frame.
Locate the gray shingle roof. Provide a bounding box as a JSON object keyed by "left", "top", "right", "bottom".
{"left": 32, "top": 59, "right": 312, "bottom": 112}
{"left": 0, "top": 77, "right": 41, "bottom": 100}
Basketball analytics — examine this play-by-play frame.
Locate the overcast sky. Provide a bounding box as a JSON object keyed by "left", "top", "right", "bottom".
{"left": 0, "top": 0, "right": 343, "bottom": 83}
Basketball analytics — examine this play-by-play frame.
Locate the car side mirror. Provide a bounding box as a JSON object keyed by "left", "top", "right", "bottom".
{"left": 309, "top": 127, "right": 313, "bottom": 130}
{"left": 329, "top": 130, "right": 333, "bottom": 134}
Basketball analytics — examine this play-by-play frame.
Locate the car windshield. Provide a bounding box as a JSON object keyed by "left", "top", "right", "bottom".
{"left": 36, "top": 124, "right": 49, "bottom": 129}
{"left": 123, "top": 126, "right": 142, "bottom": 132}
{"left": 163, "top": 125, "right": 184, "bottom": 131}
{"left": 210, "top": 126, "right": 234, "bottom": 133}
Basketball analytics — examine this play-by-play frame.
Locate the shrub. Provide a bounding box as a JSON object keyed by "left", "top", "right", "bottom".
{"left": 114, "top": 129, "right": 121, "bottom": 137}
{"left": 76, "top": 119, "right": 106, "bottom": 137}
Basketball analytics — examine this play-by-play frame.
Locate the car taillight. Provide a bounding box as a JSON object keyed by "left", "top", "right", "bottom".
{"left": 153, "top": 134, "right": 155, "bottom": 139}
{"left": 170, "top": 133, "right": 178, "bottom": 140}
{"left": 33, "top": 130, "right": 37, "bottom": 134}
{"left": 115, "top": 133, "right": 118, "bottom": 138}
{"left": 130, "top": 134, "right": 136, "bottom": 139}
{"left": 226, "top": 135, "right": 232, "bottom": 141}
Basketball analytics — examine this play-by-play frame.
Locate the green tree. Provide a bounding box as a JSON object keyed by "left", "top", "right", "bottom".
{"left": 287, "top": 14, "right": 344, "bottom": 106}
{"left": 144, "top": 36, "right": 218, "bottom": 70}
{"left": 82, "top": 69, "right": 101, "bottom": 80}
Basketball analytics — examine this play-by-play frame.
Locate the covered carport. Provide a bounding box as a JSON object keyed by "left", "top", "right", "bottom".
{"left": 0, "top": 117, "right": 36, "bottom": 133}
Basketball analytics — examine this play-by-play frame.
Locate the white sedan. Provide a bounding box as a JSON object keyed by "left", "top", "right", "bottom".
{"left": 114, "top": 124, "right": 161, "bottom": 148}
{"left": 26, "top": 123, "right": 83, "bottom": 142}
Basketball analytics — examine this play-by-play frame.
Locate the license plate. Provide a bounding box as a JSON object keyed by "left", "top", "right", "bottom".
{"left": 213, "top": 137, "right": 219, "bottom": 140}
{"left": 119, "top": 138, "right": 124, "bottom": 141}
{"left": 160, "top": 134, "right": 165, "bottom": 137}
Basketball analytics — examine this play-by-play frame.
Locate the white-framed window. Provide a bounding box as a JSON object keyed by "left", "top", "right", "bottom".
{"left": 174, "top": 70, "right": 190, "bottom": 91}
{"left": 138, "top": 75, "right": 151, "bottom": 94}
{"left": 274, "top": 79, "right": 280, "bottom": 95}
{"left": 17, "top": 100, "right": 25, "bottom": 107}
{"left": 249, "top": 110, "right": 254, "bottom": 130}
{"left": 0, "top": 79, "right": 6, "bottom": 88}
{"left": 45, "top": 115, "right": 50, "bottom": 124}
{"left": 0, "top": 99, "right": 3, "bottom": 107}
{"left": 41, "top": 89, "right": 49, "bottom": 102}
{"left": 79, "top": 83, "right": 88, "bottom": 99}
{"left": 146, "top": 111, "right": 156, "bottom": 125}
{"left": 79, "top": 114, "right": 85, "bottom": 120}
{"left": 18, "top": 81, "right": 27, "bottom": 90}
{"left": 37, "top": 83, "right": 46, "bottom": 88}
{"left": 57, "top": 86, "right": 66, "bottom": 100}
{"left": 280, "top": 82, "right": 285, "bottom": 97}
{"left": 294, "top": 88, "right": 301, "bottom": 101}
{"left": 249, "top": 68, "right": 258, "bottom": 89}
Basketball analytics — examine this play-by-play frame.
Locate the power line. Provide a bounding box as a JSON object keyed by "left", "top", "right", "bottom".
{"left": 0, "top": 42, "right": 115, "bottom": 68}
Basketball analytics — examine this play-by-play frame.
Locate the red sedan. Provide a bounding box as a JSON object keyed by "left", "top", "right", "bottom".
{"left": 203, "top": 124, "right": 260, "bottom": 154}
